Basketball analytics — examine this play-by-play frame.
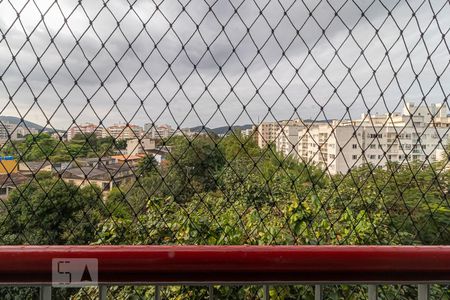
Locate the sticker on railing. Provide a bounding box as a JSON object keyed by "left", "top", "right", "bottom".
{"left": 52, "top": 258, "right": 98, "bottom": 287}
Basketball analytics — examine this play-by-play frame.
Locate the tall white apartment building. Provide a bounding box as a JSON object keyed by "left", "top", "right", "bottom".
{"left": 403, "top": 102, "right": 448, "bottom": 123}
{"left": 255, "top": 119, "right": 302, "bottom": 149}
{"left": 254, "top": 122, "right": 280, "bottom": 148}
{"left": 297, "top": 103, "right": 450, "bottom": 174}
{"left": 275, "top": 123, "right": 306, "bottom": 157}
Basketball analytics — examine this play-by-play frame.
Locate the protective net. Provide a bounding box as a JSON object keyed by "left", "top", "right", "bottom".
{"left": 0, "top": 0, "right": 449, "bottom": 299}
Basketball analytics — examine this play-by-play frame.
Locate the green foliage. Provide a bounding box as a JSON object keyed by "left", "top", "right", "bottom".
{"left": 0, "top": 133, "right": 448, "bottom": 299}
{"left": 164, "top": 135, "right": 226, "bottom": 201}
{"left": 95, "top": 134, "right": 449, "bottom": 248}
{"left": 0, "top": 172, "right": 107, "bottom": 245}
{"left": 0, "top": 133, "right": 123, "bottom": 162}
{"left": 1, "top": 133, "right": 58, "bottom": 161}
{"left": 137, "top": 155, "right": 159, "bottom": 177}
{"left": 114, "top": 138, "right": 127, "bottom": 150}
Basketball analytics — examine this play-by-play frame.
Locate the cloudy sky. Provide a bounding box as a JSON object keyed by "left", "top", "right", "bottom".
{"left": 0, "top": 0, "right": 449, "bottom": 131}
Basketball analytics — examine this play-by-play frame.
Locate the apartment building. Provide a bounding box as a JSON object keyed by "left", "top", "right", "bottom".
{"left": 174, "top": 127, "right": 193, "bottom": 137}
{"left": 0, "top": 122, "right": 14, "bottom": 144}
{"left": 403, "top": 102, "right": 448, "bottom": 124}
{"left": 241, "top": 128, "right": 254, "bottom": 137}
{"left": 275, "top": 124, "right": 303, "bottom": 157}
{"left": 255, "top": 119, "right": 302, "bottom": 149}
{"left": 104, "top": 124, "right": 143, "bottom": 140}
{"left": 0, "top": 173, "right": 31, "bottom": 200}
{"left": 296, "top": 103, "right": 450, "bottom": 174}
{"left": 253, "top": 122, "right": 279, "bottom": 148}
{"left": 0, "top": 122, "right": 38, "bottom": 143}
{"left": 67, "top": 123, "right": 103, "bottom": 140}
{"left": 144, "top": 123, "right": 175, "bottom": 139}
{"left": 126, "top": 138, "right": 156, "bottom": 156}
{"left": 61, "top": 158, "right": 136, "bottom": 194}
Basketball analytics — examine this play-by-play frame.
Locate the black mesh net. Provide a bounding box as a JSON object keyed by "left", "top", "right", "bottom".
{"left": 0, "top": 0, "right": 449, "bottom": 299}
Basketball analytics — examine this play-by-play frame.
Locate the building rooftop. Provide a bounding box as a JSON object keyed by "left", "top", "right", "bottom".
{"left": 61, "top": 162, "right": 136, "bottom": 181}
{"left": 0, "top": 173, "right": 32, "bottom": 188}
{"left": 18, "top": 160, "right": 51, "bottom": 172}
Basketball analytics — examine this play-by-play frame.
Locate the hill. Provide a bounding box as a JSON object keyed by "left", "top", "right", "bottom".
{"left": 189, "top": 124, "right": 252, "bottom": 135}
{"left": 0, "top": 116, "right": 57, "bottom": 132}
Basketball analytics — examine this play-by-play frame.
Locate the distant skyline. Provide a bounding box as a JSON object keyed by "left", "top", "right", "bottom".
{"left": 1, "top": 0, "right": 449, "bottom": 130}
{"left": 3, "top": 98, "right": 448, "bottom": 133}
{"left": 0, "top": 114, "right": 255, "bottom": 132}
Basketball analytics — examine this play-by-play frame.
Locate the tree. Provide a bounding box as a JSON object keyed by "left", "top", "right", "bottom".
{"left": 0, "top": 172, "right": 107, "bottom": 245}
{"left": 137, "top": 155, "right": 159, "bottom": 177}
{"left": 114, "top": 139, "right": 127, "bottom": 150}
{"left": 165, "top": 135, "right": 225, "bottom": 201}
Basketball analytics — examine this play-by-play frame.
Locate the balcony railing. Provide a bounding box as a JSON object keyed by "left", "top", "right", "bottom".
{"left": 0, "top": 246, "right": 448, "bottom": 300}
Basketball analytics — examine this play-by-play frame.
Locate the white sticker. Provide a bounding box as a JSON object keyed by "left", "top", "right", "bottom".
{"left": 52, "top": 258, "right": 98, "bottom": 287}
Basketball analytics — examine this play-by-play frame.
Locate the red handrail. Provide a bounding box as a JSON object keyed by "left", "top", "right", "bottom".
{"left": 0, "top": 246, "right": 449, "bottom": 284}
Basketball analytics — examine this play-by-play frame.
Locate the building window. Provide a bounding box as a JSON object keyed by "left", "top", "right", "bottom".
{"left": 0, "top": 187, "right": 7, "bottom": 195}
{"left": 352, "top": 155, "right": 357, "bottom": 160}
{"left": 352, "top": 144, "right": 357, "bottom": 149}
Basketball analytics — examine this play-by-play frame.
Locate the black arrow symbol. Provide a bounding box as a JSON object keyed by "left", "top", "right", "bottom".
{"left": 80, "top": 265, "right": 92, "bottom": 282}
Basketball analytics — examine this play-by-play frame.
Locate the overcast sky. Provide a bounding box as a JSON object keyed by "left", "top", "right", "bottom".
{"left": 1, "top": 0, "right": 449, "bottom": 131}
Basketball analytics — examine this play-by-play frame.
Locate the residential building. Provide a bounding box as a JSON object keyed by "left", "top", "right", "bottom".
{"left": 67, "top": 123, "right": 103, "bottom": 140}
{"left": 0, "top": 122, "right": 38, "bottom": 144}
{"left": 144, "top": 123, "right": 175, "bottom": 139}
{"left": 275, "top": 124, "right": 303, "bottom": 157}
{"left": 0, "top": 173, "right": 31, "bottom": 200}
{"left": 296, "top": 102, "right": 450, "bottom": 174}
{"left": 297, "top": 122, "right": 356, "bottom": 174}
{"left": 18, "top": 160, "right": 53, "bottom": 176}
{"left": 402, "top": 102, "right": 449, "bottom": 124}
{"left": 14, "top": 125, "right": 38, "bottom": 138}
{"left": 111, "top": 154, "right": 145, "bottom": 166}
{"left": 104, "top": 124, "right": 143, "bottom": 140}
{"left": 51, "top": 131, "right": 67, "bottom": 141}
{"left": 253, "top": 122, "right": 280, "bottom": 148}
{"left": 174, "top": 127, "right": 193, "bottom": 137}
{"left": 61, "top": 159, "right": 136, "bottom": 194}
{"left": 0, "top": 123, "right": 14, "bottom": 143}
{"left": 241, "top": 128, "right": 254, "bottom": 138}
{"left": 255, "top": 119, "right": 303, "bottom": 149}
{"left": 126, "top": 138, "right": 156, "bottom": 156}
{"left": 147, "top": 147, "right": 171, "bottom": 164}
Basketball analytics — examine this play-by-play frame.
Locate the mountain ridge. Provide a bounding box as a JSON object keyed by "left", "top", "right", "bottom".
{"left": 189, "top": 124, "right": 253, "bottom": 135}
{"left": 0, "top": 116, "right": 56, "bottom": 132}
